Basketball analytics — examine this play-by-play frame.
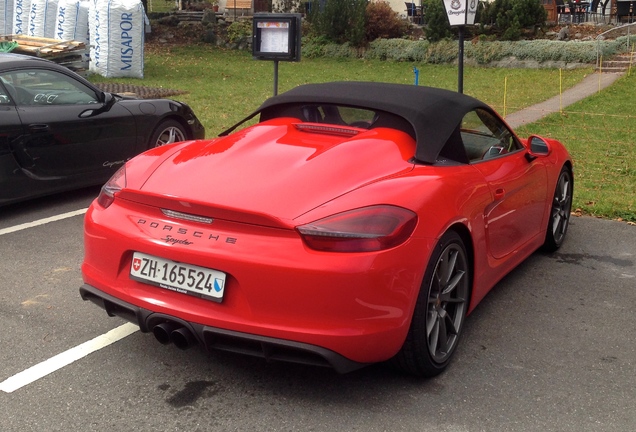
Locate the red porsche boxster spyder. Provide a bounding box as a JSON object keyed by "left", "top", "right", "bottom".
{"left": 80, "top": 82, "right": 573, "bottom": 377}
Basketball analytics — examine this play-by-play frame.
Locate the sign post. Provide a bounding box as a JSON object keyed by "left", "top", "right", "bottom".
{"left": 252, "top": 13, "right": 302, "bottom": 96}
{"left": 442, "top": 0, "right": 478, "bottom": 93}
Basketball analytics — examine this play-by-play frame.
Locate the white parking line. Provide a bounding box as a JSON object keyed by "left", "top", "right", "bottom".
{"left": 0, "top": 323, "right": 139, "bottom": 393}
{"left": 0, "top": 208, "right": 88, "bottom": 236}
{"left": 1, "top": 207, "right": 125, "bottom": 393}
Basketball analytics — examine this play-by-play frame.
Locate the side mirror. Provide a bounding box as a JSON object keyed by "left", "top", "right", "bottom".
{"left": 79, "top": 92, "right": 117, "bottom": 118}
{"left": 525, "top": 135, "right": 551, "bottom": 162}
{"left": 102, "top": 91, "right": 116, "bottom": 105}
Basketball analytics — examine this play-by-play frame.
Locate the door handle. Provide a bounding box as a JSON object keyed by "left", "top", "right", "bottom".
{"left": 494, "top": 188, "right": 505, "bottom": 200}
{"left": 28, "top": 124, "right": 50, "bottom": 132}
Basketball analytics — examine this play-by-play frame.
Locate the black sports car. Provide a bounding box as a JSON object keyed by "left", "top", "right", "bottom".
{"left": 0, "top": 53, "right": 205, "bottom": 206}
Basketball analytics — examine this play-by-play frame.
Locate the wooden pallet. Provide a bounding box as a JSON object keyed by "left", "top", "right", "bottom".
{"left": 1, "top": 35, "right": 88, "bottom": 74}
{"left": 1, "top": 35, "right": 86, "bottom": 57}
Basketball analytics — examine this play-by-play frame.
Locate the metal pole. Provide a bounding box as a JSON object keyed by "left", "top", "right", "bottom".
{"left": 458, "top": 26, "right": 464, "bottom": 94}
{"left": 273, "top": 60, "right": 279, "bottom": 96}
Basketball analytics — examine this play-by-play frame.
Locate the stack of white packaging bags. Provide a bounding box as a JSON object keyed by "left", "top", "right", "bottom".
{"left": 54, "top": 0, "right": 90, "bottom": 65}
{"left": 3, "top": 0, "right": 145, "bottom": 79}
{"left": 12, "top": 0, "right": 30, "bottom": 34}
{"left": 54, "top": 0, "right": 89, "bottom": 40}
{"left": 1, "top": 0, "right": 13, "bottom": 35}
{"left": 89, "top": 0, "right": 145, "bottom": 78}
{"left": 27, "top": 0, "right": 58, "bottom": 37}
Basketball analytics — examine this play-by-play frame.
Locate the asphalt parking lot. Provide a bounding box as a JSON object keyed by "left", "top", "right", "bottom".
{"left": 1, "top": 188, "right": 635, "bottom": 432}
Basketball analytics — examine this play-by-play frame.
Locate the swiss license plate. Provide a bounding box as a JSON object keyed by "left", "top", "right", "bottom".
{"left": 130, "top": 252, "right": 226, "bottom": 302}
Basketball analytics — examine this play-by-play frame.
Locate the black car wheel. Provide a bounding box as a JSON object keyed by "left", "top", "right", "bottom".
{"left": 392, "top": 230, "right": 470, "bottom": 377}
{"left": 543, "top": 166, "right": 573, "bottom": 252}
{"left": 149, "top": 120, "right": 187, "bottom": 148}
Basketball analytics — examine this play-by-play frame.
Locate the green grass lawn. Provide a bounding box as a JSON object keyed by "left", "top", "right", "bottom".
{"left": 88, "top": 45, "right": 635, "bottom": 222}
{"left": 147, "top": 0, "right": 177, "bottom": 13}
{"left": 518, "top": 71, "right": 636, "bottom": 222}
{"left": 89, "top": 45, "right": 591, "bottom": 134}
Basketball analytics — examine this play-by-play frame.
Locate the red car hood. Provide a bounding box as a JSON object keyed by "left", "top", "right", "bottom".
{"left": 138, "top": 121, "right": 415, "bottom": 225}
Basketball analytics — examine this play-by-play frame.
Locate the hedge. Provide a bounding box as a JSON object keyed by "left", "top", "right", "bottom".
{"left": 302, "top": 35, "right": 636, "bottom": 67}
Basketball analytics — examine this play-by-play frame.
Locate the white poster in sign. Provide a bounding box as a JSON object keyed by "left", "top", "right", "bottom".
{"left": 443, "top": 0, "right": 478, "bottom": 26}
{"left": 258, "top": 21, "right": 290, "bottom": 54}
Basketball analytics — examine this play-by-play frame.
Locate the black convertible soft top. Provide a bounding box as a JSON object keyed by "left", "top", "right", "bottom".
{"left": 221, "top": 81, "right": 492, "bottom": 164}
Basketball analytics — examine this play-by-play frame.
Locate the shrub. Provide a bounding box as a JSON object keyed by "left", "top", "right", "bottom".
{"left": 366, "top": 39, "right": 430, "bottom": 61}
{"left": 483, "top": 0, "right": 547, "bottom": 40}
{"left": 425, "top": 39, "right": 461, "bottom": 63}
{"left": 227, "top": 20, "right": 252, "bottom": 44}
{"left": 307, "top": 0, "right": 368, "bottom": 47}
{"left": 422, "top": 0, "right": 452, "bottom": 42}
{"left": 467, "top": 41, "right": 509, "bottom": 64}
{"left": 322, "top": 42, "right": 359, "bottom": 58}
{"left": 301, "top": 41, "right": 326, "bottom": 58}
{"left": 303, "top": 37, "right": 630, "bottom": 66}
{"left": 273, "top": 0, "right": 299, "bottom": 13}
{"left": 365, "top": 1, "right": 409, "bottom": 42}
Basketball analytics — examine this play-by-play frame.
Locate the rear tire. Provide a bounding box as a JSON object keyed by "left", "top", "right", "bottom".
{"left": 392, "top": 230, "right": 470, "bottom": 377}
{"left": 542, "top": 166, "right": 573, "bottom": 252}
{"left": 148, "top": 119, "right": 187, "bottom": 148}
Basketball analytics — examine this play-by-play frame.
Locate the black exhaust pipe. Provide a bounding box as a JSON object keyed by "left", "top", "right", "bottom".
{"left": 153, "top": 322, "right": 180, "bottom": 345}
{"left": 171, "top": 327, "right": 197, "bottom": 350}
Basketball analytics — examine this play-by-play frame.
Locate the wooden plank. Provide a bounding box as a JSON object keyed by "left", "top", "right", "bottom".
{"left": 1, "top": 35, "right": 85, "bottom": 57}
{"left": 1, "top": 35, "right": 84, "bottom": 49}
{"left": 226, "top": 0, "right": 252, "bottom": 9}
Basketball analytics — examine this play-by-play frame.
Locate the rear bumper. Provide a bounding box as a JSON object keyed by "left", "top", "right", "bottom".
{"left": 80, "top": 283, "right": 365, "bottom": 373}
{"left": 82, "top": 200, "right": 435, "bottom": 366}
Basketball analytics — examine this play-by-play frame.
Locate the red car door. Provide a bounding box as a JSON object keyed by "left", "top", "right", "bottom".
{"left": 460, "top": 108, "right": 549, "bottom": 260}
{"left": 474, "top": 151, "right": 548, "bottom": 259}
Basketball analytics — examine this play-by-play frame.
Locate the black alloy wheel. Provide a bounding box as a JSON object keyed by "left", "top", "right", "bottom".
{"left": 543, "top": 166, "right": 573, "bottom": 252}
{"left": 149, "top": 119, "right": 187, "bottom": 148}
{"left": 392, "top": 230, "right": 470, "bottom": 377}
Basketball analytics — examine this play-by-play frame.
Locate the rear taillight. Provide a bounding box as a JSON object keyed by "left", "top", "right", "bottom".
{"left": 297, "top": 205, "right": 417, "bottom": 252}
{"left": 97, "top": 166, "right": 126, "bottom": 209}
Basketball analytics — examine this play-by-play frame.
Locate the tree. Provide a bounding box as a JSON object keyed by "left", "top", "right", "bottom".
{"left": 307, "top": 0, "right": 368, "bottom": 47}
{"left": 365, "top": 1, "right": 409, "bottom": 41}
{"left": 422, "top": 0, "right": 452, "bottom": 42}
{"left": 483, "top": 0, "right": 547, "bottom": 40}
